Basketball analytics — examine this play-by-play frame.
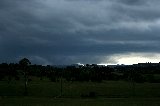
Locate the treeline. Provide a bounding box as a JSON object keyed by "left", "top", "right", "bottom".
{"left": 0, "top": 58, "right": 160, "bottom": 83}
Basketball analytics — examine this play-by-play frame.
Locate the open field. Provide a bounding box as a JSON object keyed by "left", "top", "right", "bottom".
{"left": 1, "top": 79, "right": 160, "bottom": 105}
{"left": 1, "top": 79, "right": 160, "bottom": 98}
{"left": 1, "top": 97, "right": 160, "bottom": 106}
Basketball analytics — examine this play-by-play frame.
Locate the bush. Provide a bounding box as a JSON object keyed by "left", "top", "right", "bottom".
{"left": 89, "top": 91, "right": 96, "bottom": 97}
{"left": 81, "top": 91, "right": 96, "bottom": 98}
{"left": 50, "top": 77, "right": 56, "bottom": 82}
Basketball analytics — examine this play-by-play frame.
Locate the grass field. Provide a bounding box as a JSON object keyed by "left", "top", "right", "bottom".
{"left": 0, "top": 79, "right": 160, "bottom": 105}
{"left": 1, "top": 97, "right": 160, "bottom": 106}
{"left": 1, "top": 79, "right": 160, "bottom": 98}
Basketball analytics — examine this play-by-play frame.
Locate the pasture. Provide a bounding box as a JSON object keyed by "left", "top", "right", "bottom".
{"left": 0, "top": 79, "right": 160, "bottom": 105}
{"left": 1, "top": 97, "right": 160, "bottom": 106}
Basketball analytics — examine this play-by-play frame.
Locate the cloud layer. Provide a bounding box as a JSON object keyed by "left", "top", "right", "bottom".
{"left": 1, "top": 0, "right": 160, "bottom": 65}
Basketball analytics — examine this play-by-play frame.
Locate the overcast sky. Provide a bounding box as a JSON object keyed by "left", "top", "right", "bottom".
{"left": 1, "top": 0, "right": 160, "bottom": 65}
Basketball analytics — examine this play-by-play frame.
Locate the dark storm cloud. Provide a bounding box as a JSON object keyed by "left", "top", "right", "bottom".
{"left": 0, "top": 0, "right": 160, "bottom": 65}
{"left": 115, "top": 0, "right": 145, "bottom": 5}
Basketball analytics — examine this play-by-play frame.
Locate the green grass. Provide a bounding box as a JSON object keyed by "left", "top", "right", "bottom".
{"left": 1, "top": 79, "right": 160, "bottom": 98}
{"left": 1, "top": 97, "right": 160, "bottom": 106}
{"left": 1, "top": 79, "right": 160, "bottom": 105}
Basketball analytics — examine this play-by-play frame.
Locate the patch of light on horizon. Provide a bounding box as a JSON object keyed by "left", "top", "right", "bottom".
{"left": 76, "top": 63, "right": 84, "bottom": 66}
{"left": 100, "top": 53, "right": 160, "bottom": 65}
{"left": 116, "top": 57, "right": 160, "bottom": 65}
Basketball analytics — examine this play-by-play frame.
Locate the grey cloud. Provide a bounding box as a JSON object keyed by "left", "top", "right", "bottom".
{"left": 115, "top": 0, "right": 145, "bottom": 5}
{"left": 0, "top": 0, "right": 160, "bottom": 64}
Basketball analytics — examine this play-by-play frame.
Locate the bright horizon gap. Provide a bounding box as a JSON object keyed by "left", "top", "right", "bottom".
{"left": 99, "top": 52, "right": 160, "bottom": 66}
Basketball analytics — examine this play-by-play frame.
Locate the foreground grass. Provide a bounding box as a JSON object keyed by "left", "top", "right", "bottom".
{"left": 1, "top": 97, "right": 160, "bottom": 106}
{"left": 1, "top": 79, "right": 160, "bottom": 98}
{"left": 1, "top": 79, "right": 160, "bottom": 106}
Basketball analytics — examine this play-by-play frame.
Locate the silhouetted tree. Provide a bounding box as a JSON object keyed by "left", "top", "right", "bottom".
{"left": 0, "top": 63, "right": 8, "bottom": 80}
{"left": 19, "top": 58, "right": 31, "bottom": 95}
